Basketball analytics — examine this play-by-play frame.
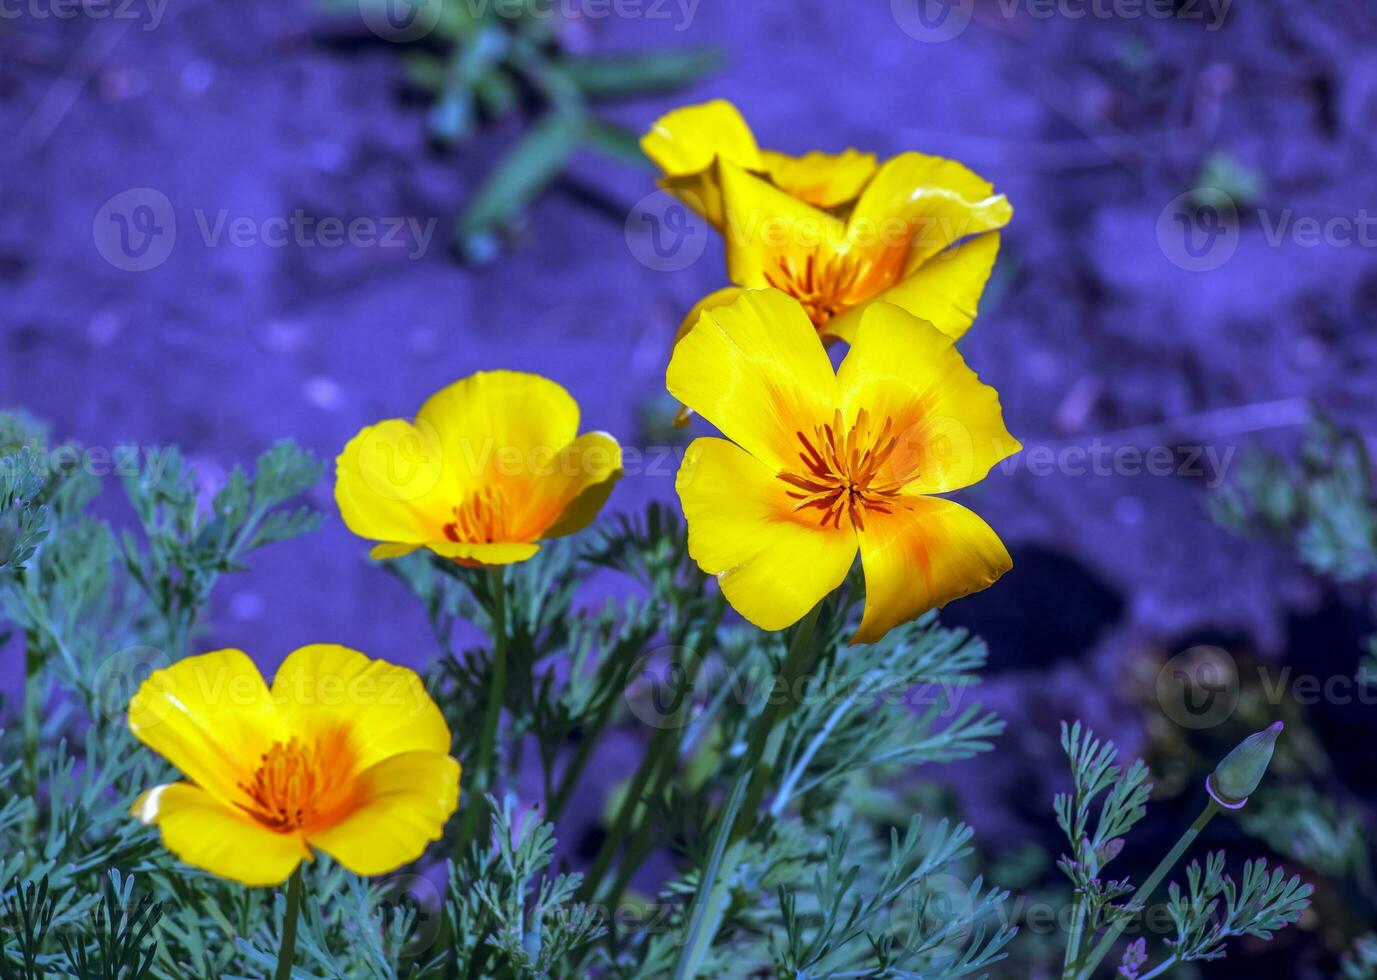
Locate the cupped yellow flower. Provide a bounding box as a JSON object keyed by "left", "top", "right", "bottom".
{"left": 669, "top": 289, "right": 1020, "bottom": 644}
{"left": 334, "top": 370, "right": 622, "bottom": 565}
{"left": 642, "top": 99, "right": 878, "bottom": 219}
{"left": 128, "top": 644, "right": 460, "bottom": 886}
{"left": 642, "top": 99, "right": 1011, "bottom": 350}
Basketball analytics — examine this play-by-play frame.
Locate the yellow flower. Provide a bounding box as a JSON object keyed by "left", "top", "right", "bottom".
{"left": 669, "top": 289, "right": 1020, "bottom": 644}
{"left": 128, "top": 644, "right": 460, "bottom": 886}
{"left": 334, "top": 370, "right": 622, "bottom": 565}
{"left": 642, "top": 99, "right": 1011, "bottom": 348}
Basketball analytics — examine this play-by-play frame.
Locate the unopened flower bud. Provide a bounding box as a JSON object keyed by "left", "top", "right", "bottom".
{"left": 1206, "top": 721, "right": 1283, "bottom": 809}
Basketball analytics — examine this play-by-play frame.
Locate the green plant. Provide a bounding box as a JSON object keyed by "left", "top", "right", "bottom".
{"left": 0, "top": 412, "right": 1316, "bottom": 977}
{"left": 322, "top": 0, "right": 721, "bottom": 261}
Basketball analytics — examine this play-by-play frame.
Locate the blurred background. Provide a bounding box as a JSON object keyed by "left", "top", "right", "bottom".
{"left": 2, "top": 0, "right": 1376, "bottom": 975}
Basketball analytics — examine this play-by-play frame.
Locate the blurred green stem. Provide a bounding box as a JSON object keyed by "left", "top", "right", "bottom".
{"left": 671, "top": 601, "right": 824, "bottom": 980}
{"left": 458, "top": 566, "right": 508, "bottom": 853}
{"left": 275, "top": 864, "right": 303, "bottom": 980}
{"left": 578, "top": 654, "right": 701, "bottom": 905}
{"left": 1074, "top": 799, "right": 1222, "bottom": 979}
{"left": 22, "top": 642, "right": 42, "bottom": 845}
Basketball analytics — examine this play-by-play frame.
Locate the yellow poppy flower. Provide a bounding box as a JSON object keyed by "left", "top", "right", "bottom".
{"left": 128, "top": 644, "right": 460, "bottom": 886}
{"left": 334, "top": 370, "right": 622, "bottom": 565}
{"left": 668, "top": 289, "right": 1020, "bottom": 644}
{"left": 641, "top": 99, "right": 1011, "bottom": 348}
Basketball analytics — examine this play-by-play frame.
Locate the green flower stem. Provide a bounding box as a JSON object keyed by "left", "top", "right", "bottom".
{"left": 1137, "top": 956, "right": 1178, "bottom": 980}
{"left": 1061, "top": 893, "right": 1087, "bottom": 980}
{"left": 548, "top": 637, "right": 646, "bottom": 824}
{"left": 458, "top": 566, "right": 509, "bottom": 853}
{"left": 275, "top": 864, "right": 304, "bottom": 980}
{"left": 22, "top": 632, "right": 48, "bottom": 847}
{"left": 577, "top": 656, "right": 702, "bottom": 905}
{"left": 1074, "top": 798, "right": 1222, "bottom": 980}
{"left": 671, "top": 602, "right": 824, "bottom": 980}
{"left": 578, "top": 598, "right": 727, "bottom": 907}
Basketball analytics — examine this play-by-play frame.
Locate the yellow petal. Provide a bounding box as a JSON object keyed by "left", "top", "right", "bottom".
{"left": 643, "top": 101, "right": 763, "bottom": 231}
{"left": 335, "top": 419, "right": 451, "bottom": 545}
{"left": 718, "top": 161, "right": 848, "bottom": 288}
{"left": 836, "top": 303, "right": 1020, "bottom": 494}
{"left": 540, "top": 432, "right": 623, "bottom": 538}
{"left": 132, "top": 782, "right": 309, "bottom": 886}
{"left": 673, "top": 286, "right": 746, "bottom": 348}
{"left": 761, "top": 148, "right": 878, "bottom": 210}
{"left": 425, "top": 541, "right": 541, "bottom": 565}
{"left": 825, "top": 232, "right": 1001, "bottom": 345}
{"left": 270, "top": 644, "right": 452, "bottom": 773}
{"left": 671, "top": 287, "right": 745, "bottom": 427}
{"left": 641, "top": 99, "right": 762, "bottom": 177}
{"left": 416, "top": 370, "right": 580, "bottom": 491}
{"left": 847, "top": 152, "right": 1011, "bottom": 268}
{"left": 676, "top": 437, "right": 857, "bottom": 631}
{"left": 853, "top": 496, "right": 1011, "bottom": 645}
{"left": 370, "top": 542, "right": 420, "bottom": 560}
{"left": 666, "top": 289, "right": 840, "bottom": 471}
{"left": 128, "top": 649, "right": 285, "bottom": 809}
{"left": 307, "top": 751, "right": 461, "bottom": 877}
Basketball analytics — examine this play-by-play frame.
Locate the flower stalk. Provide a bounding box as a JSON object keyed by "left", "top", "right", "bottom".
{"left": 275, "top": 864, "right": 304, "bottom": 980}
{"left": 671, "top": 600, "right": 824, "bottom": 980}
{"left": 1074, "top": 797, "right": 1221, "bottom": 979}
{"left": 459, "top": 565, "right": 509, "bottom": 853}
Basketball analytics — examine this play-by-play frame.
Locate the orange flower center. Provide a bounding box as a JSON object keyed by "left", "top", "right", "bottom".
{"left": 779, "top": 408, "right": 907, "bottom": 530}
{"left": 237, "top": 737, "right": 349, "bottom": 832}
{"left": 444, "top": 485, "right": 510, "bottom": 544}
{"left": 764, "top": 249, "right": 901, "bottom": 328}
